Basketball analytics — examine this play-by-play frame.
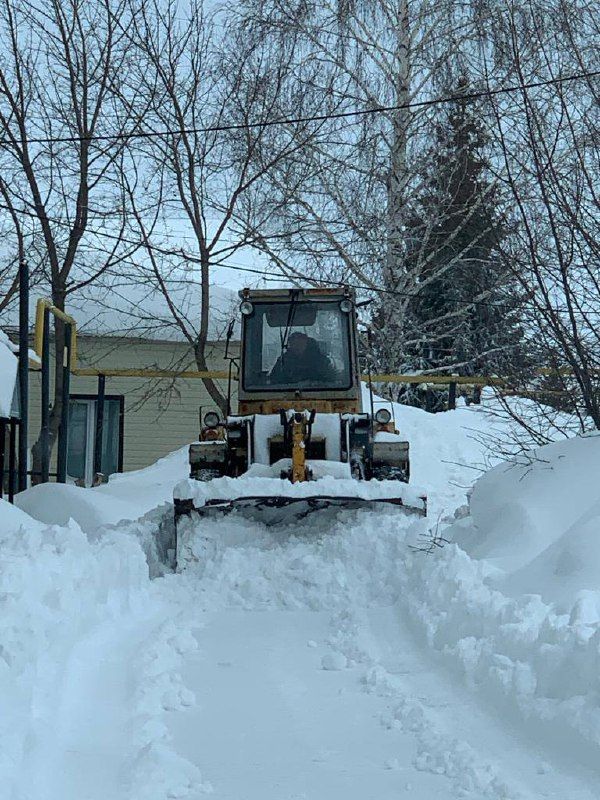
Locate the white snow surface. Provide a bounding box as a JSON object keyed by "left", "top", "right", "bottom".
{"left": 5, "top": 390, "right": 600, "bottom": 799}
{"left": 16, "top": 446, "right": 188, "bottom": 531}
{"left": 0, "top": 328, "right": 18, "bottom": 417}
{"left": 68, "top": 281, "right": 239, "bottom": 342}
{"left": 451, "top": 433, "right": 600, "bottom": 606}
{"left": 174, "top": 471, "right": 426, "bottom": 509}
{"left": 1, "top": 283, "right": 239, "bottom": 343}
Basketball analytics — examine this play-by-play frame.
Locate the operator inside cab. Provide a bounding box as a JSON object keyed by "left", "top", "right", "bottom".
{"left": 241, "top": 299, "right": 353, "bottom": 391}
{"left": 269, "top": 331, "right": 335, "bottom": 385}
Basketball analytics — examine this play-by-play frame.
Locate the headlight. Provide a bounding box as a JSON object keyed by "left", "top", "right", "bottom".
{"left": 375, "top": 408, "right": 391, "bottom": 424}
{"left": 339, "top": 298, "right": 353, "bottom": 313}
{"left": 203, "top": 411, "right": 220, "bottom": 428}
{"left": 240, "top": 300, "right": 254, "bottom": 316}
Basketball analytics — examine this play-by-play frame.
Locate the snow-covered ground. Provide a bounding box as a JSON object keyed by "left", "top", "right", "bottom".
{"left": 4, "top": 392, "right": 600, "bottom": 799}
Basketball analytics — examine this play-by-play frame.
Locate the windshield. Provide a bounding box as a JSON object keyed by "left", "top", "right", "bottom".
{"left": 242, "top": 301, "right": 353, "bottom": 392}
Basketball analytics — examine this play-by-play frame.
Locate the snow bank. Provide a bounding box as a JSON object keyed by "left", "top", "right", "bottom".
{"left": 0, "top": 497, "right": 45, "bottom": 532}
{"left": 0, "top": 501, "right": 150, "bottom": 797}
{"left": 401, "top": 539, "right": 600, "bottom": 768}
{"left": 452, "top": 433, "right": 600, "bottom": 605}
{"left": 15, "top": 447, "right": 188, "bottom": 532}
{"left": 367, "top": 385, "right": 577, "bottom": 519}
{"left": 403, "top": 433, "right": 600, "bottom": 766}
{"left": 15, "top": 481, "right": 142, "bottom": 529}
{"left": 0, "top": 496, "right": 206, "bottom": 799}
{"left": 96, "top": 445, "right": 188, "bottom": 508}
{"left": 13, "top": 448, "right": 186, "bottom": 579}
{"left": 0, "top": 328, "right": 18, "bottom": 418}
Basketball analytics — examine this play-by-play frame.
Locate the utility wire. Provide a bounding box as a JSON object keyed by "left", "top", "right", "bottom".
{"left": 2, "top": 69, "right": 598, "bottom": 147}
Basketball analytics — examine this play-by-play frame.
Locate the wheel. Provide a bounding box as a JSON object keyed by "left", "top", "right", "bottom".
{"left": 371, "top": 464, "right": 408, "bottom": 482}
{"left": 350, "top": 459, "right": 365, "bottom": 480}
{"left": 194, "top": 467, "right": 223, "bottom": 481}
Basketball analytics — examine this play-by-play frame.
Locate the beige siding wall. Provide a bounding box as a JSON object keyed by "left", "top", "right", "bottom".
{"left": 27, "top": 336, "right": 238, "bottom": 475}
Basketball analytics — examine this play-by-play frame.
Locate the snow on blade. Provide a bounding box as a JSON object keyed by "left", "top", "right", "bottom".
{"left": 174, "top": 472, "right": 426, "bottom": 506}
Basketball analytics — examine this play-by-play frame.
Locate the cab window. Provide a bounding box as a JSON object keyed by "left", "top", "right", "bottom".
{"left": 242, "top": 301, "right": 352, "bottom": 392}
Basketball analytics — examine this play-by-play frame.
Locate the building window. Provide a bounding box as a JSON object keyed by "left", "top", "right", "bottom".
{"left": 67, "top": 395, "right": 123, "bottom": 486}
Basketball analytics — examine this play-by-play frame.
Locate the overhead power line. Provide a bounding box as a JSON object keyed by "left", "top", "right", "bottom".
{"left": 2, "top": 69, "right": 599, "bottom": 147}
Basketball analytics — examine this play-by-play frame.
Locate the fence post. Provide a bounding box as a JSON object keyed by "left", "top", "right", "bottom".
{"left": 448, "top": 381, "right": 457, "bottom": 410}
{"left": 425, "top": 386, "right": 434, "bottom": 412}
{"left": 18, "top": 259, "right": 29, "bottom": 491}
{"left": 56, "top": 323, "right": 72, "bottom": 483}
{"left": 0, "top": 420, "right": 5, "bottom": 498}
{"left": 41, "top": 307, "right": 51, "bottom": 483}
{"left": 8, "top": 420, "right": 17, "bottom": 502}
{"left": 93, "top": 373, "right": 106, "bottom": 478}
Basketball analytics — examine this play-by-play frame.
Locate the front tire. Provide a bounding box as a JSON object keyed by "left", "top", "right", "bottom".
{"left": 371, "top": 464, "right": 408, "bottom": 483}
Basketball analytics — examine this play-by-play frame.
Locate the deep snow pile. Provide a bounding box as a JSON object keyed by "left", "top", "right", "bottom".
{"left": 368, "top": 387, "right": 579, "bottom": 519}
{"left": 452, "top": 433, "right": 600, "bottom": 605}
{"left": 7, "top": 388, "right": 600, "bottom": 798}
{"left": 0, "top": 499, "right": 206, "bottom": 800}
{"left": 422, "top": 433, "right": 600, "bottom": 765}
{"left": 16, "top": 446, "right": 188, "bottom": 531}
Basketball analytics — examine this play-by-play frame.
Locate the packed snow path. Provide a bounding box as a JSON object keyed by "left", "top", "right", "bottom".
{"left": 27, "top": 616, "right": 158, "bottom": 800}
{"left": 159, "top": 511, "right": 600, "bottom": 800}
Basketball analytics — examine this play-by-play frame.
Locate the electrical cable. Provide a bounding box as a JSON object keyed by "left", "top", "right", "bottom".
{"left": 1, "top": 69, "right": 598, "bottom": 147}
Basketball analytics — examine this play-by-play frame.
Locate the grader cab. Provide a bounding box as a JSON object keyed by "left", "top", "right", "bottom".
{"left": 173, "top": 287, "right": 426, "bottom": 544}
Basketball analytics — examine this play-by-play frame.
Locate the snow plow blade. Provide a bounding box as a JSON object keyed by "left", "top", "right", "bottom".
{"left": 174, "top": 493, "right": 426, "bottom": 527}
{"left": 174, "top": 493, "right": 425, "bottom": 570}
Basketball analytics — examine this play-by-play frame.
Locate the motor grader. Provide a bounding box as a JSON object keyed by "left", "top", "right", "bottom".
{"left": 173, "top": 287, "right": 425, "bottom": 558}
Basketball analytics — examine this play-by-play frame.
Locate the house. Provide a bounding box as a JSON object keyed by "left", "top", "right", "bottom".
{"left": 23, "top": 283, "right": 240, "bottom": 486}
{"left": 0, "top": 329, "right": 20, "bottom": 498}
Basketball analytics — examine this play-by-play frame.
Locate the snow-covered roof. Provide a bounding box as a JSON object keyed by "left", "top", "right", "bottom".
{"left": 0, "top": 281, "right": 241, "bottom": 344}
{"left": 68, "top": 281, "right": 240, "bottom": 342}
{"left": 0, "top": 329, "right": 18, "bottom": 418}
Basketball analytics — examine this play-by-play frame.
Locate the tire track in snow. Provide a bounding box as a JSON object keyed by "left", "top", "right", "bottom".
{"left": 22, "top": 605, "right": 208, "bottom": 800}
{"left": 338, "top": 605, "right": 600, "bottom": 800}
{"left": 29, "top": 618, "right": 149, "bottom": 800}
{"left": 165, "top": 511, "right": 600, "bottom": 800}
{"left": 169, "top": 608, "right": 451, "bottom": 799}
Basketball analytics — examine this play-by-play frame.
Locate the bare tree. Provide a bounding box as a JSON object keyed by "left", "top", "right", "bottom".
{"left": 482, "top": 2, "right": 600, "bottom": 430}
{"left": 0, "top": 168, "right": 26, "bottom": 314}
{"left": 120, "top": 0, "right": 329, "bottom": 412}
{"left": 230, "top": 0, "right": 509, "bottom": 371}
{"left": 0, "top": 0, "right": 144, "bottom": 477}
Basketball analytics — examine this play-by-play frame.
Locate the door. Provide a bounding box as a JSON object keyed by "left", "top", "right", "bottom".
{"left": 67, "top": 396, "right": 122, "bottom": 486}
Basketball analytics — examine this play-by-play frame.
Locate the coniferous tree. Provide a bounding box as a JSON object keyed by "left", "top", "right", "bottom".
{"left": 374, "top": 77, "right": 527, "bottom": 408}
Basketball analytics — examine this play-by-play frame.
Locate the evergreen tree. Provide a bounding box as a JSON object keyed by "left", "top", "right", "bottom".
{"left": 373, "top": 76, "right": 526, "bottom": 408}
